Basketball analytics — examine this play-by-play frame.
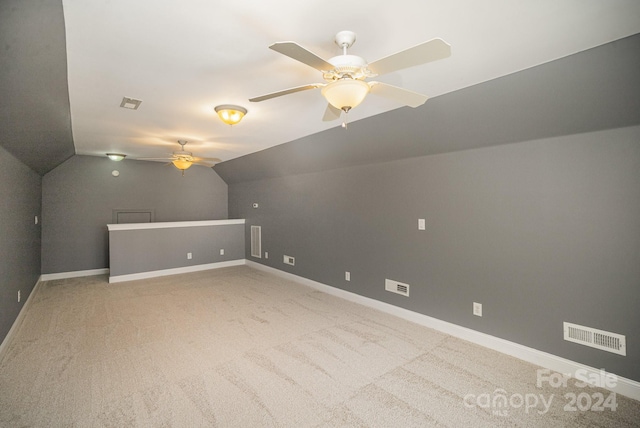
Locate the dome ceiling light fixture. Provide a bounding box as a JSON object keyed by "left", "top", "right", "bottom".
{"left": 106, "top": 153, "right": 126, "bottom": 161}
{"left": 214, "top": 104, "right": 248, "bottom": 126}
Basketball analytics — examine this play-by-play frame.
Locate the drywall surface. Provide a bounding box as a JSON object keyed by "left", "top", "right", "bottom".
{"left": 0, "top": 0, "right": 74, "bottom": 175}
{"left": 42, "top": 155, "right": 228, "bottom": 274}
{"left": 216, "top": 34, "right": 640, "bottom": 184}
{"left": 108, "top": 221, "right": 244, "bottom": 277}
{"left": 0, "top": 146, "right": 42, "bottom": 344}
{"left": 229, "top": 126, "right": 640, "bottom": 382}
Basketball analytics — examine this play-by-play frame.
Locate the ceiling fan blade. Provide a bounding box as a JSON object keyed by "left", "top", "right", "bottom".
{"left": 369, "top": 82, "right": 429, "bottom": 108}
{"left": 367, "top": 38, "right": 451, "bottom": 76}
{"left": 269, "top": 42, "right": 335, "bottom": 71}
{"left": 193, "top": 156, "right": 222, "bottom": 163}
{"left": 192, "top": 161, "right": 217, "bottom": 167}
{"left": 322, "top": 103, "right": 341, "bottom": 122}
{"left": 249, "top": 84, "right": 323, "bottom": 102}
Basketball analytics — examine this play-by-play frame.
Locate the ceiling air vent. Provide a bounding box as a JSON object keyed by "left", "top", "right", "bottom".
{"left": 120, "top": 96, "right": 142, "bottom": 110}
{"left": 563, "top": 322, "right": 626, "bottom": 356}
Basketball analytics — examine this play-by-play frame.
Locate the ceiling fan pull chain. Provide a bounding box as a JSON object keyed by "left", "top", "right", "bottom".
{"left": 341, "top": 110, "right": 348, "bottom": 129}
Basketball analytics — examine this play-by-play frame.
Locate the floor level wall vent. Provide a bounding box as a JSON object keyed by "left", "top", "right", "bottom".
{"left": 385, "top": 279, "right": 410, "bottom": 297}
{"left": 563, "top": 322, "right": 626, "bottom": 356}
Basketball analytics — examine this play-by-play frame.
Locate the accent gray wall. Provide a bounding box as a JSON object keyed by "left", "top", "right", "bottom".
{"left": 42, "top": 155, "right": 228, "bottom": 274}
{"left": 229, "top": 126, "right": 640, "bottom": 382}
{"left": 0, "top": 0, "right": 75, "bottom": 175}
{"left": 0, "top": 146, "right": 42, "bottom": 344}
{"left": 109, "top": 223, "right": 244, "bottom": 277}
{"left": 215, "top": 34, "right": 640, "bottom": 184}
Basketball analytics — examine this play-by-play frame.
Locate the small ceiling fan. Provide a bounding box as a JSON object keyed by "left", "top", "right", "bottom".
{"left": 250, "top": 30, "right": 451, "bottom": 124}
{"left": 137, "top": 141, "right": 221, "bottom": 176}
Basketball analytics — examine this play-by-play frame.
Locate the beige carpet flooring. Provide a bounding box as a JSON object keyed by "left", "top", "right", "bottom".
{"left": 0, "top": 266, "right": 638, "bottom": 427}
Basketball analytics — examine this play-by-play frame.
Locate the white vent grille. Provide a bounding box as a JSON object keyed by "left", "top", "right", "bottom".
{"left": 120, "top": 96, "right": 142, "bottom": 110}
{"left": 250, "top": 226, "right": 261, "bottom": 258}
{"left": 563, "top": 322, "right": 626, "bottom": 356}
{"left": 385, "top": 279, "right": 410, "bottom": 297}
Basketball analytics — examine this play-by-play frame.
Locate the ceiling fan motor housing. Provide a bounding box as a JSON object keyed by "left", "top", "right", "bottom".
{"left": 324, "top": 55, "right": 370, "bottom": 81}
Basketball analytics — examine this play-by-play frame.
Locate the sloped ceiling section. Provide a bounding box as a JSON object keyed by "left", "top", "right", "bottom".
{"left": 0, "top": 0, "right": 75, "bottom": 176}
{"left": 214, "top": 33, "right": 640, "bottom": 184}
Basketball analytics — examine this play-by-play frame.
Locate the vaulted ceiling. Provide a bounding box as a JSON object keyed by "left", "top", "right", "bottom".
{"left": 1, "top": 1, "right": 640, "bottom": 176}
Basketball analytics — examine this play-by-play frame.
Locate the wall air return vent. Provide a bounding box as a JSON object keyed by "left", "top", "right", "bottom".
{"left": 250, "top": 225, "right": 262, "bottom": 258}
{"left": 385, "top": 279, "right": 410, "bottom": 297}
{"left": 563, "top": 322, "right": 626, "bottom": 356}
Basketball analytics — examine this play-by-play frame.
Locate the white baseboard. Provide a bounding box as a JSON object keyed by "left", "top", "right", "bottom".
{"left": 245, "top": 260, "right": 640, "bottom": 401}
{"left": 0, "top": 278, "right": 42, "bottom": 365}
{"left": 109, "top": 259, "right": 246, "bottom": 283}
{"left": 40, "top": 268, "right": 109, "bottom": 281}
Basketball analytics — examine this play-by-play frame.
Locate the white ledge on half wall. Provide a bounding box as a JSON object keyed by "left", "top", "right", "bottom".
{"left": 107, "top": 218, "right": 245, "bottom": 231}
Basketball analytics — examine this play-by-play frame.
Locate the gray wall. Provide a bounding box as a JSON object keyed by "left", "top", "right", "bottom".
{"left": 109, "top": 223, "right": 244, "bottom": 277}
{"left": 0, "top": 0, "right": 75, "bottom": 175}
{"left": 216, "top": 33, "right": 640, "bottom": 184}
{"left": 229, "top": 125, "right": 640, "bottom": 382}
{"left": 0, "top": 146, "right": 42, "bottom": 344}
{"left": 42, "top": 155, "right": 228, "bottom": 274}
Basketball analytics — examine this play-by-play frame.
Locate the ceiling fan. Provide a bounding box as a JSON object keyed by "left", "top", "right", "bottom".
{"left": 250, "top": 30, "right": 451, "bottom": 125}
{"left": 138, "top": 141, "right": 221, "bottom": 176}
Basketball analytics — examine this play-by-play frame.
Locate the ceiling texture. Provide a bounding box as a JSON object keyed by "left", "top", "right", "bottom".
{"left": 1, "top": 1, "right": 640, "bottom": 176}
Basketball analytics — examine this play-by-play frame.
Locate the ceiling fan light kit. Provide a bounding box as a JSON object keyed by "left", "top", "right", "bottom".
{"left": 250, "top": 30, "right": 451, "bottom": 123}
{"left": 172, "top": 158, "right": 193, "bottom": 171}
{"left": 214, "top": 104, "right": 247, "bottom": 126}
{"left": 135, "top": 140, "right": 221, "bottom": 176}
{"left": 321, "top": 79, "right": 370, "bottom": 112}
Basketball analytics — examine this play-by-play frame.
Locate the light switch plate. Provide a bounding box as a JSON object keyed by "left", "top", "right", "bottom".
{"left": 473, "top": 302, "right": 482, "bottom": 317}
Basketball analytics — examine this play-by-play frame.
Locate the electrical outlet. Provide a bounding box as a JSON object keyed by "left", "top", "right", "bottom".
{"left": 264, "top": 252, "right": 269, "bottom": 259}
{"left": 283, "top": 255, "right": 295, "bottom": 266}
{"left": 187, "top": 252, "right": 192, "bottom": 260}
{"left": 418, "top": 218, "right": 426, "bottom": 230}
{"left": 473, "top": 302, "right": 482, "bottom": 317}
{"left": 35, "top": 215, "right": 38, "bottom": 225}
{"left": 18, "top": 290, "right": 21, "bottom": 303}
{"left": 220, "top": 249, "right": 224, "bottom": 255}
{"left": 345, "top": 271, "right": 351, "bottom": 281}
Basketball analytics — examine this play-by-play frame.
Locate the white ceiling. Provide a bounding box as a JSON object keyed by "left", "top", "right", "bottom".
{"left": 63, "top": 0, "right": 640, "bottom": 163}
